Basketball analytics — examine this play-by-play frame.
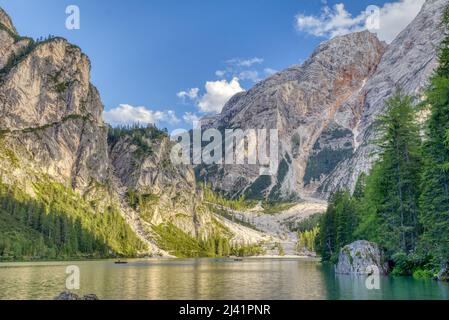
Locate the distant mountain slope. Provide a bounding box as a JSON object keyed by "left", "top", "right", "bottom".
{"left": 321, "top": 0, "right": 447, "bottom": 196}
{"left": 200, "top": 30, "right": 386, "bottom": 200}
{"left": 199, "top": 0, "right": 447, "bottom": 201}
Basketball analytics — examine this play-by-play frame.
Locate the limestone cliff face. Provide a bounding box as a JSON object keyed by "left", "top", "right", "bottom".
{"left": 320, "top": 0, "right": 447, "bottom": 196}
{"left": 0, "top": 36, "right": 109, "bottom": 193}
{"left": 0, "top": 7, "right": 110, "bottom": 199}
{"left": 200, "top": 0, "right": 447, "bottom": 200}
{"left": 200, "top": 31, "right": 386, "bottom": 200}
{"left": 0, "top": 8, "right": 17, "bottom": 35}
{"left": 109, "top": 132, "right": 208, "bottom": 237}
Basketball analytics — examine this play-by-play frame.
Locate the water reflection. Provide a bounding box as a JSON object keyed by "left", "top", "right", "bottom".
{"left": 0, "top": 259, "right": 447, "bottom": 300}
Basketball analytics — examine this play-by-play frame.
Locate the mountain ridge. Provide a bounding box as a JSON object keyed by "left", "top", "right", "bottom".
{"left": 199, "top": 0, "right": 448, "bottom": 201}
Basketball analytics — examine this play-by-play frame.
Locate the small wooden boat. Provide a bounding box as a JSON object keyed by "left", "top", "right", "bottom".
{"left": 228, "top": 256, "right": 243, "bottom": 262}
{"left": 114, "top": 260, "right": 128, "bottom": 264}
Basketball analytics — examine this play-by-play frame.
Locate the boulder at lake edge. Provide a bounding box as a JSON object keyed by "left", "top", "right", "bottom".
{"left": 336, "top": 240, "right": 388, "bottom": 275}
{"left": 437, "top": 264, "right": 449, "bottom": 282}
{"left": 54, "top": 291, "right": 99, "bottom": 300}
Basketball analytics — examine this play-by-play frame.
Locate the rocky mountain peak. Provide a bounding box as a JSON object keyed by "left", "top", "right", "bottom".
{"left": 0, "top": 37, "right": 101, "bottom": 131}
{"left": 320, "top": 0, "right": 448, "bottom": 196}
{"left": 200, "top": 30, "right": 386, "bottom": 200}
{"left": 199, "top": 0, "right": 449, "bottom": 201}
{"left": 309, "top": 30, "right": 386, "bottom": 63}
{"left": 0, "top": 7, "right": 17, "bottom": 35}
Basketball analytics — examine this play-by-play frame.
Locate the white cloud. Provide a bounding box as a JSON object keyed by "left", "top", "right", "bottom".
{"left": 215, "top": 70, "right": 227, "bottom": 78}
{"left": 226, "top": 57, "right": 264, "bottom": 67}
{"left": 183, "top": 112, "right": 201, "bottom": 124}
{"left": 198, "top": 77, "right": 244, "bottom": 113}
{"left": 372, "top": 0, "right": 425, "bottom": 43}
{"left": 103, "top": 104, "right": 180, "bottom": 127}
{"left": 215, "top": 57, "right": 276, "bottom": 83}
{"left": 177, "top": 88, "right": 199, "bottom": 101}
{"left": 264, "top": 68, "right": 278, "bottom": 75}
{"left": 239, "top": 70, "right": 261, "bottom": 83}
{"left": 295, "top": 0, "right": 425, "bottom": 43}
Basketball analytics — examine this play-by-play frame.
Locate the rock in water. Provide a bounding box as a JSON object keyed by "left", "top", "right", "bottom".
{"left": 54, "top": 291, "right": 99, "bottom": 300}
{"left": 82, "top": 293, "right": 100, "bottom": 300}
{"left": 54, "top": 291, "right": 80, "bottom": 300}
{"left": 437, "top": 264, "right": 449, "bottom": 282}
{"left": 335, "top": 240, "right": 388, "bottom": 275}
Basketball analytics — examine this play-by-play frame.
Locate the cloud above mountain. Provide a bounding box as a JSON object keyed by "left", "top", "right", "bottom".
{"left": 176, "top": 88, "right": 199, "bottom": 101}
{"left": 177, "top": 77, "right": 245, "bottom": 114}
{"left": 103, "top": 104, "right": 180, "bottom": 127}
{"left": 295, "top": 0, "right": 425, "bottom": 43}
{"left": 198, "top": 77, "right": 244, "bottom": 113}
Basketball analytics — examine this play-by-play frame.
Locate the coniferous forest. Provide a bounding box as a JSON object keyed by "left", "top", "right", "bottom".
{"left": 317, "top": 8, "right": 449, "bottom": 278}
{"left": 0, "top": 179, "right": 145, "bottom": 261}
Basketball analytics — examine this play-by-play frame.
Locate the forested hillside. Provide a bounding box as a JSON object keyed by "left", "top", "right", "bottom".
{"left": 0, "top": 179, "right": 146, "bottom": 260}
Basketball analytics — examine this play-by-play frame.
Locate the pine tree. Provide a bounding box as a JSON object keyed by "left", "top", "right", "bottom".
{"left": 361, "top": 91, "right": 422, "bottom": 255}
{"left": 317, "top": 193, "right": 337, "bottom": 261}
{"left": 419, "top": 5, "right": 449, "bottom": 267}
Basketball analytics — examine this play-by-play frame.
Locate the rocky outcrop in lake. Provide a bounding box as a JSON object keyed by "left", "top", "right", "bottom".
{"left": 335, "top": 240, "right": 389, "bottom": 275}
{"left": 437, "top": 264, "right": 449, "bottom": 282}
{"left": 54, "top": 291, "right": 99, "bottom": 300}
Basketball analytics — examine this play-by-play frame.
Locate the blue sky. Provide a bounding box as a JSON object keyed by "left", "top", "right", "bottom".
{"left": 0, "top": 0, "right": 424, "bottom": 131}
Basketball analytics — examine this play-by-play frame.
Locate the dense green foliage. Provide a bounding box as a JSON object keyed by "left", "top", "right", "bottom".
{"left": 289, "top": 212, "right": 323, "bottom": 233}
{"left": 0, "top": 179, "right": 146, "bottom": 261}
{"left": 317, "top": 191, "right": 359, "bottom": 262}
{"left": 125, "top": 189, "right": 159, "bottom": 210}
{"left": 153, "top": 222, "right": 263, "bottom": 258}
{"left": 416, "top": 7, "right": 449, "bottom": 274}
{"left": 210, "top": 206, "right": 261, "bottom": 232}
{"left": 244, "top": 175, "right": 272, "bottom": 200}
{"left": 203, "top": 183, "right": 256, "bottom": 211}
{"left": 359, "top": 93, "right": 422, "bottom": 255}
{"left": 297, "top": 227, "right": 319, "bottom": 253}
{"left": 107, "top": 124, "right": 168, "bottom": 156}
{"left": 304, "top": 147, "right": 353, "bottom": 186}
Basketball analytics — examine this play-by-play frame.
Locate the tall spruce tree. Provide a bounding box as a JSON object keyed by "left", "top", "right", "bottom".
{"left": 316, "top": 191, "right": 358, "bottom": 262}
{"left": 360, "top": 92, "right": 422, "bottom": 256}
{"left": 419, "top": 5, "right": 449, "bottom": 267}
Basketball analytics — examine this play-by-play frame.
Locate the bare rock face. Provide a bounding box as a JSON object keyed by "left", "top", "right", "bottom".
{"left": 0, "top": 37, "right": 109, "bottom": 193}
{"left": 0, "top": 9, "right": 32, "bottom": 74}
{"left": 320, "top": 0, "right": 448, "bottom": 196}
{"left": 336, "top": 240, "right": 389, "bottom": 275}
{"left": 200, "top": 0, "right": 447, "bottom": 201}
{"left": 54, "top": 291, "right": 99, "bottom": 300}
{"left": 0, "top": 8, "right": 17, "bottom": 35}
{"left": 109, "top": 132, "right": 209, "bottom": 237}
{"left": 200, "top": 31, "right": 386, "bottom": 200}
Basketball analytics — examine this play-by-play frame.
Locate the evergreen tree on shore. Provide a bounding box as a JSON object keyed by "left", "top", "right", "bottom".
{"left": 365, "top": 92, "right": 422, "bottom": 255}
{"left": 419, "top": 6, "right": 449, "bottom": 267}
